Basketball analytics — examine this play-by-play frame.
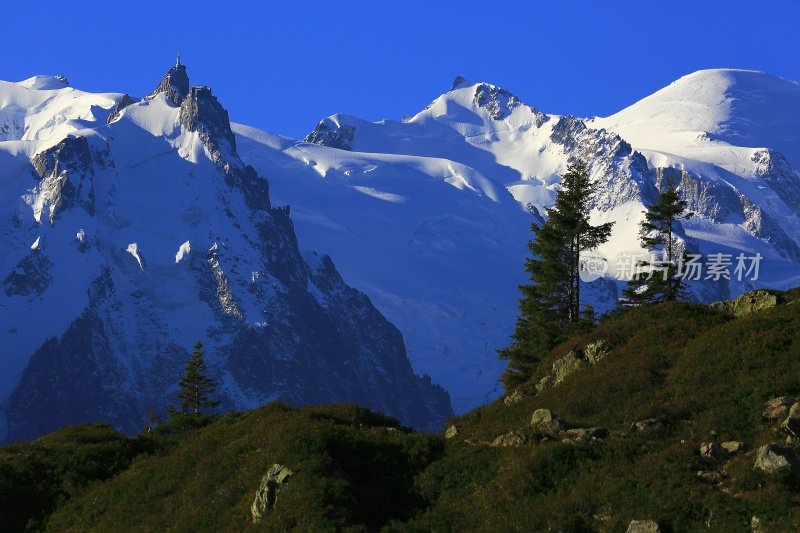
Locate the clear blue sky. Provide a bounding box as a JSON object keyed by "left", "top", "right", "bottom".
{"left": 5, "top": 0, "right": 799, "bottom": 139}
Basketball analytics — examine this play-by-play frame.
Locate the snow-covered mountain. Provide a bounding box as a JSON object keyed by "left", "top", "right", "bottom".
{"left": 235, "top": 69, "right": 800, "bottom": 412}
{"left": 0, "top": 63, "right": 452, "bottom": 442}
{"left": 2, "top": 65, "right": 799, "bottom": 433}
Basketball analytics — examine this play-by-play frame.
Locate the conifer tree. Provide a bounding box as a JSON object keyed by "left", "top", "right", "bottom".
{"left": 623, "top": 184, "right": 693, "bottom": 304}
{"left": 500, "top": 161, "right": 614, "bottom": 388}
{"left": 177, "top": 341, "right": 219, "bottom": 415}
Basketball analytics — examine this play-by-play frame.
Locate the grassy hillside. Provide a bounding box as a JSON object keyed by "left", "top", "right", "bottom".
{"left": 2, "top": 288, "right": 800, "bottom": 532}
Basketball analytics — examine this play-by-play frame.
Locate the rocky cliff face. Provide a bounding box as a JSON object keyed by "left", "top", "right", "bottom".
{"left": 146, "top": 63, "right": 190, "bottom": 106}
{"left": 0, "top": 63, "right": 452, "bottom": 442}
{"left": 304, "top": 118, "right": 356, "bottom": 151}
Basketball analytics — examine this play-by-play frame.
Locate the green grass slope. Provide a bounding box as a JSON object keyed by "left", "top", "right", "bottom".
{"left": 2, "top": 288, "right": 800, "bottom": 532}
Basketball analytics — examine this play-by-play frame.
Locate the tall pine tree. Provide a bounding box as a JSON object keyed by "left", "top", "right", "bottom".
{"left": 500, "top": 161, "right": 614, "bottom": 388}
{"left": 623, "top": 184, "right": 693, "bottom": 304}
{"left": 177, "top": 341, "right": 220, "bottom": 415}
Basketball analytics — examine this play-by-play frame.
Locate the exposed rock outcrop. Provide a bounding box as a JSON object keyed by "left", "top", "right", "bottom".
{"left": 763, "top": 396, "right": 795, "bottom": 421}
{"left": 490, "top": 430, "right": 526, "bottom": 447}
{"left": 711, "top": 290, "right": 778, "bottom": 317}
{"left": 626, "top": 519, "right": 660, "bottom": 533}
{"left": 530, "top": 408, "right": 564, "bottom": 437}
{"left": 147, "top": 63, "right": 190, "bottom": 106}
{"left": 754, "top": 444, "right": 797, "bottom": 474}
{"left": 251, "top": 464, "right": 293, "bottom": 524}
{"left": 304, "top": 118, "right": 356, "bottom": 151}
{"left": 179, "top": 85, "right": 238, "bottom": 165}
{"left": 780, "top": 403, "right": 800, "bottom": 437}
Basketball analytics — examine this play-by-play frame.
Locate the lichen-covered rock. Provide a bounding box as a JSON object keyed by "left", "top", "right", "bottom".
{"left": 563, "top": 427, "right": 607, "bottom": 443}
{"left": 710, "top": 290, "right": 779, "bottom": 317}
{"left": 754, "top": 444, "right": 796, "bottom": 474}
{"left": 763, "top": 396, "right": 795, "bottom": 421}
{"left": 695, "top": 469, "right": 725, "bottom": 484}
{"left": 251, "top": 464, "right": 294, "bottom": 524}
{"left": 781, "top": 403, "right": 800, "bottom": 437}
{"left": 490, "top": 431, "right": 526, "bottom": 448}
{"left": 721, "top": 441, "right": 748, "bottom": 456}
{"left": 584, "top": 339, "right": 611, "bottom": 365}
{"left": 552, "top": 350, "right": 586, "bottom": 386}
{"left": 626, "top": 519, "right": 660, "bottom": 533}
{"left": 700, "top": 442, "right": 727, "bottom": 461}
{"left": 444, "top": 425, "right": 458, "bottom": 439}
{"left": 530, "top": 408, "right": 564, "bottom": 437}
{"left": 629, "top": 418, "right": 667, "bottom": 434}
{"left": 503, "top": 389, "right": 524, "bottom": 406}
{"left": 535, "top": 375, "right": 553, "bottom": 393}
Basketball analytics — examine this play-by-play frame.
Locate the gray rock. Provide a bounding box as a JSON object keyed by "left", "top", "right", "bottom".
{"left": 490, "top": 431, "right": 526, "bottom": 448}
{"left": 530, "top": 408, "right": 564, "bottom": 437}
{"left": 444, "top": 425, "right": 458, "bottom": 439}
{"left": 754, "top": 444, "right": 796, "bottom": 474}
{"left": 251, "top": 464, "right": 293, "bottom": 524}
{"left": 626, "top": 519, "right": 660, "bottom": 533}
{"left": 584, "top": 339, "right": 611, "bottom": 365}
{"left": 781, "top": 403, "right": 800, "bottom": 437}
{"left": 763, "top": 396, "right": 795, "bottom": 421}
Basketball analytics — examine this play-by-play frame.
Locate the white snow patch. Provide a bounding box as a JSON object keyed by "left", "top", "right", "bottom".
{"left": 352, "top": 186, "right": 407, "bottom": 203}
{"left": 30, "top": 236, "right": 40, "bottom": 250}
{"left": 175, "top": 240, "right": 191, "bottom": 263}
{"left": 126, "top": 242, "right": 144, "bottom": 270}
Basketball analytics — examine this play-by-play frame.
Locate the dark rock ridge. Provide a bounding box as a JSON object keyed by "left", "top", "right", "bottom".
{"left": 147, "top": 62, "right": 190, "bottom": 106}
{"left": 29, "top": 135, "right": 113, "bottom": 224}
{"left": 107, "top": 94, "right": 137, "bottom": 124}
{"left": 3, "top": 63, "right": 453, "bottom": 442}
{"left": 179, "top": 85, "right": 238, "bottom": 165}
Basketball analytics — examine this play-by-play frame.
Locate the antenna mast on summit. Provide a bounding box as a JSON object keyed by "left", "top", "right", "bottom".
{"left": 176, "top": 50, "right": 181, "bottom": 67}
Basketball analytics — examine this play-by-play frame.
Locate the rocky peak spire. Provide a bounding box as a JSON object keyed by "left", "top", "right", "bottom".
{"left": 146, "top": 60, "right": 190, "bottom": 107}
{"left": 179, "top": 85, "right": 237, "bottom": 166}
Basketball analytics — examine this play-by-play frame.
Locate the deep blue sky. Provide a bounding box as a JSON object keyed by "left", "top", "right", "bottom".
{"left": 5, "top": 1, "right": 799, "bottom": 139}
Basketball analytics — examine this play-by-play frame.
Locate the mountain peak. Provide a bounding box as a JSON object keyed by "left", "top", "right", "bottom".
{"left": 147, "top": 63, "right": 190, "bottom": 106}
{"left": 450, "top": 75, "right": 470, "bottom": 91}
{"left": 16, "top": 75, "right": 70, "bottom": 90}
{"left": 593, "top": 67, "right": 800, "bottom": 168}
